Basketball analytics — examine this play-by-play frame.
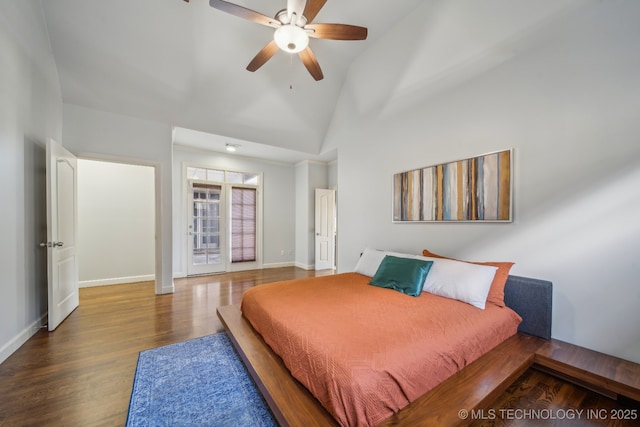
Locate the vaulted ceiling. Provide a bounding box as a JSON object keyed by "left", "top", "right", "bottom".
{"left": 42, "top": 0, "right": 423, "bottom": 162}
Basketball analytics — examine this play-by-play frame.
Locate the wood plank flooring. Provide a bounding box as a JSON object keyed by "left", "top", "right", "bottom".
{"left": 472, "top": 368, "right": 639, "bottom": 427}
{"left": 0, "top": 268, "right": 330, "bottom": 426}
{"left": 0, "top": 267, "right": 637, "bottom": 426}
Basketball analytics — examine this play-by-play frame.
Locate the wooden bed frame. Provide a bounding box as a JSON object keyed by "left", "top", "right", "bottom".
{"left": 217, "top": 274, "right": 554, "bottom": 426}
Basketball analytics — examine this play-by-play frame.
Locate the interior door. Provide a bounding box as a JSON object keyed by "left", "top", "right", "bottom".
{"left": 44, "top": 138, "right": 79, "bottom": 331}
{"left": 314, "top": 188, "right": 335, "bottom": 270}
{"left": 188, "top": 182, "right": 226, "bottom": 275}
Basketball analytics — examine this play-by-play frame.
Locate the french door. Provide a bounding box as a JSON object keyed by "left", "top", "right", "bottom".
{"left": 187, "top": 182, "right": 226, "bottom": 275}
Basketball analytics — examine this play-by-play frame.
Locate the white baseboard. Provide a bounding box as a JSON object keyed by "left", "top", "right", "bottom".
{"left": 261, "top": 261, "right": 295, "bottom": 269}
{"left": 294, "top": 261, "right": 315, "bottom": 270}
{"left": 0, "top": 313, "right": 47, "bottom": 365}
{"left": 79, "top": 274, "right": 155, "bottom": 288}
{"left": 176, "top": 263, "right": 297, "bottom": 277}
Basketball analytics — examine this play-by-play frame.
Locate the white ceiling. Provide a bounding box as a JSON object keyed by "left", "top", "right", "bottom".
{"left": 42, "top": 0, "right": 424, "bottom": 163}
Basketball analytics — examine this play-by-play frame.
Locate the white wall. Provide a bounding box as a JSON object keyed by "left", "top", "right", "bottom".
{"left": 172, "top": 146, "right": 296, "bottom": 276}
{"left": 77, "top": 160, "right": 155, "bottom": 286}
{"left": 62, "top": 104, "right": 174, "bottom": 294}
{"left": 295, "top": 161, "right": 329, "bottom": 269}
{"left": 295, "top": 162, "right": 309, "bottom": 268}
{"left": 328, "top": 160, "right": 338, "bottom": 189}
{"left": 327, "top": 0, "right": 640, "bottom": 363}
{"left": 0, "top": 0, "right": 63, "bottom": 363}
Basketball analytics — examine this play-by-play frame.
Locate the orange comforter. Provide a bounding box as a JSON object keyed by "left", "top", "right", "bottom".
{"left": 241, "top": 273, "right": 522, "bottom": 427}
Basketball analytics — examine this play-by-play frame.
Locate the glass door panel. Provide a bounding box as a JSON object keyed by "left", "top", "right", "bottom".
{"left": 188, "top": 183, "right": 225, "bottom": 275}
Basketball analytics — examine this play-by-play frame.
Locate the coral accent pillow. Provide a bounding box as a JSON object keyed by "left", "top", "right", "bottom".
{"left": 422, "top": 249, "right": 514, "bottom": 308}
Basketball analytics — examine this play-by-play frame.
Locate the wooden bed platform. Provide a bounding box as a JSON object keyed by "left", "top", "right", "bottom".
{"left": 217, "top": 274, "right": 640, "bottom": 426}
{"left": 218, "top": 304, "right": 544, "bottom": 426}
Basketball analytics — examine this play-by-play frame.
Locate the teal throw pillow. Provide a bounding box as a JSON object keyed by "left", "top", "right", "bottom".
{"left": 369, "top": 256, "right": 433, "bottom": 297}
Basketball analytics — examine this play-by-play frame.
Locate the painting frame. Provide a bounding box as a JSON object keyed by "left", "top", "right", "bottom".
{"left": 392, "top": 149, "right": 513, "bottom": 223}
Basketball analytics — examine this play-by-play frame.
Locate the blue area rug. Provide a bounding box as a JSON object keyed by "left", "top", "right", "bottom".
{"left": 127, "top": 333, "right": 277, "bottom": 427}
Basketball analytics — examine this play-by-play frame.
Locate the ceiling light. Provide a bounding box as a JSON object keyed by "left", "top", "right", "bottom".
{"left": 274, "top": 24, "right": 309, "bottom": 54}
{"left": 225, "top": 144, "right": 238, "bottom": 152}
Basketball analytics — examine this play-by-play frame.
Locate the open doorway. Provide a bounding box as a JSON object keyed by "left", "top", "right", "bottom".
{"left": 77, "top": 159, "right": 155, "bottom": 288}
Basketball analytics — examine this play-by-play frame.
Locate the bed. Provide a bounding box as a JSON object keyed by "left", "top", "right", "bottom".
{"left": 218, "top": 249, "right": 552, "bottom": 427}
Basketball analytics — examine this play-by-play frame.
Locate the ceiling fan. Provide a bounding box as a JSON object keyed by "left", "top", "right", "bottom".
{"left": 189, "top": 0, "right": 368, "bottom": 81}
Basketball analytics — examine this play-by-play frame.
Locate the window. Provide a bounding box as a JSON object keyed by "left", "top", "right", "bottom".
{"left": 187, "top": 167, "right": 259, "bottom": 185}
{"left": 226, "top": 172, "right": 243, "bottom": 184}
{"left": 207, "top": 169, "right": 225, "bottom": 182}
{"left": 231, "top": 187, "right": 256, "bottom": 263}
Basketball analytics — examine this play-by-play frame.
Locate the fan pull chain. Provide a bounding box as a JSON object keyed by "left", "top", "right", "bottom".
{"left": 290, "top": 54, "right": 294, "bottom": 90}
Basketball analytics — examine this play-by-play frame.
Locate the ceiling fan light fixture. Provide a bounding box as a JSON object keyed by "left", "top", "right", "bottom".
{"left": 274, "top": 24, "right": 309, "bottom": 53}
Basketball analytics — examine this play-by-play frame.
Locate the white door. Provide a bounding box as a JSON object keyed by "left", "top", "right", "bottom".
{"left": 44, "top": 138, "right": 79, "bottom": 331}
{"left": 315, "top": 189, "right": 335, "bottom": 270}
{"left": 187, "top": 182, "right": 226, "bottom": 275}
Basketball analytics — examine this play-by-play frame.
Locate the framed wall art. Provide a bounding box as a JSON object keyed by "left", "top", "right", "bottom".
{"left": 393, "top": 149, "right": 512, "bottom": 222}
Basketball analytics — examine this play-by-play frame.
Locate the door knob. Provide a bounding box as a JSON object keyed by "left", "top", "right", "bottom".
{"left": 39, "top": 241, "right": 64, "bottom": 248}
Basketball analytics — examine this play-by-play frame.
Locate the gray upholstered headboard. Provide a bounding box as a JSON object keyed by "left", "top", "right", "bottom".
{"left": 504, "top": 275, "right": 552, "bottom": 340}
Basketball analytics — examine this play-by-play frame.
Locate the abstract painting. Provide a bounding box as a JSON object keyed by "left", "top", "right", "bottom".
{"left": 393, "top": 149, "right": 512, "bottom": 222}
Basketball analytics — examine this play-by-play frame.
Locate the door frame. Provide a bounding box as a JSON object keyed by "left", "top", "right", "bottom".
{"left": 181, "top": 163, "right": 263, "bottom": 276}
{"left": 77, "top": 153, "right": 164, "bottom": 294}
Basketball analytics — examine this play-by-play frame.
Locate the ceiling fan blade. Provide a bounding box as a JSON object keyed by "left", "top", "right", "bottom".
{"left": 302, "top": 0, "right": 327, "bottom": 23}
{"left": 298, "top": 47, "right": 324, "bottom": 81}
{"left": 306, "top": 23, "right": 368, "bottom": 40}
{"left": 246, "top": 40, "right": 279, "bottom": 72}
{"left": 209, "top": 0, "right": 279, "bottom": 28}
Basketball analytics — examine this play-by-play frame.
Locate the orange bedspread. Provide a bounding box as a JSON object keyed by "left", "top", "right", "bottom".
{"left": 241, "top": 273, "right": 522, "bottom": 427}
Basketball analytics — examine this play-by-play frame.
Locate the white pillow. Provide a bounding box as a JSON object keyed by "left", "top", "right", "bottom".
{"left": 418, "top": 256, "right": 497, "bottom": 310}
{"left": 354, "top": 248, "right": 417, "bottom": 277}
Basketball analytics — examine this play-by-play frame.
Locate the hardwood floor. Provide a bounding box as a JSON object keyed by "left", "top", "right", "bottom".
{"left": 0, "top": 267, "right": 637, "bottom": 426}
{"left": 0, "top": 267, "right": 330, "bottom": 427}
{"left": 472, "top": 368, "right": 639, "bottom": 427}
